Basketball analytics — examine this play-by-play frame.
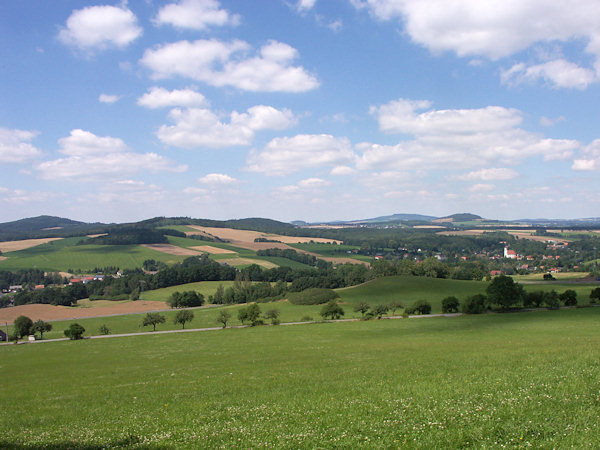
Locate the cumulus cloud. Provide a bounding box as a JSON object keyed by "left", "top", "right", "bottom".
{"left": 137, "top": 86, "right": 208, "bottom": 109}
{"left": 468, "top": 183, "right": 495, "bottom": 192}
{"left": 157, "top": 105, "right": 296, "bottom": 149}
{"left": 455, "top": 168, "right": 519, "bottom": 181}
{"left": 140, "top": 39, "right": 319, "bottom": 92}
{"left": 0, "top": 186, "right": 59, "bottom": 204}
{"left": 359, "top": 98, "right": 580, "bottom": 171}
{"left": 572, "top": 139, "right": 600, "bottom": 171}
{"left": 246, "top": 134, "right": 356, "bottom": 175}
{"left": 296, "top": 0, "right": 317, "bottom": 12}
{"left": 0, "top": 127, "right": 42, "bottom": 163}
{"left": 502, "top": 60, "right": 597, "bottom": 89}
{"left": 58, "top": 5, "right": 142, "bottom": 52}
{"left": 98, "top": 94, "right": 121, "bottom": 104}
{"left": 330, "top": 165, "right": 356, "bottom": 175}
{"left": 154, "top": 0, "right": 239, "bottom": 30}
{"left": 198, "top": 173, "right": 238, "bottom": 184}
{"left": 351, "top": 0, "right": 600, "bottom": 88}
{"left": 274, "top": 177, "right": 330, "bottom": 200}
{"left": 37, "top": 129, "right": 186, "bottom": 180}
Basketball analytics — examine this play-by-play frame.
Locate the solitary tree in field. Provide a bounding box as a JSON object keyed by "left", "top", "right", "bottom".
{"left": 31, "top": 320, "right": 52, "bottom": 340}
{"left": 320, "top": 300, "right": 345, "bottom": 320}
{"left": 64, "top": 323, "right": 85, "bottom": 340}
{"left": 217, "top": 310, "right": 231, "bottom": 328}
{"left": 142, "top": 312, "right": 166, "bottom": 331}
{"left": 99, "top": 324, "right": 110, "bottom": 335}
{"left": 590, "top": 287, "right": 600, "bottom": 303}
{"left": 353, "top": 302, "right": 370, "bottom": 318}
{"left": 174, "top": 310, "right": 194, "bottom": 329}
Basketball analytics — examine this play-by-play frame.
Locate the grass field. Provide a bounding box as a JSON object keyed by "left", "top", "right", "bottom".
{"left": 0, "top": 237, "right": 187, "bottom": 272}
{"left": 140, "top": 281, "right": 237, "bottom": 302}
{"left": 1, "top": 308, "right": 598, "bottom": 448}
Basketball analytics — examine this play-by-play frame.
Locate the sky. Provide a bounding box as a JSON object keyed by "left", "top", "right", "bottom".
{"left": 1, "top": 0, "right": 600, "bottom": 224}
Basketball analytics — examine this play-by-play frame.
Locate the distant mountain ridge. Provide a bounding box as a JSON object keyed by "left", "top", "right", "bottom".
{"left": 0, "top": 215, "right": 87, "bottom": 233}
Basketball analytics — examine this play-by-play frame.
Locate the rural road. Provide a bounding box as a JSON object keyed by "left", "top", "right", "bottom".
{"left": 0, "top": 313, "right": 464, "bottom": 346}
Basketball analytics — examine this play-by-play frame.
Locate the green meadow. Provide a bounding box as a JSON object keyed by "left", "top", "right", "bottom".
{"left": 1, "top": 309, "right": 598, "bottom": 448}
{"left": 139, "top": 280, "right": 237, "bottom": 302}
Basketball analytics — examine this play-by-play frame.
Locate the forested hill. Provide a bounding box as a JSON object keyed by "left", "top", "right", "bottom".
{"left": 0, "top": 215, "right": 87, "bottom": 233}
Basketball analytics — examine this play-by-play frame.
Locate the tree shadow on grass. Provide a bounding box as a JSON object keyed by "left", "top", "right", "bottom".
{"left": 0, "top": 434, "right": 170, "bottom": 450}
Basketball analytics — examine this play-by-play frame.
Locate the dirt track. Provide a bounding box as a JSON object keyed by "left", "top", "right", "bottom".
{"left": 0, "top": 301, "right": 168, "bottom": 323}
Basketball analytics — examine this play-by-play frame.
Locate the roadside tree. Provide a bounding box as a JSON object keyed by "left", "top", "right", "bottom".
{"left": 373, "top": 304, "right": 389, "bottom": 319}
{"left": 142, "top": 312, "right": 166, "bottom": 331}
{"left": 590, "top": 287, "right": 600, "bottom": 303}
{"left": 174, "top": 310, "right": 194, "bottom": 329}
{"left": 14, "top": 315, "right": 33, "bottom": 338}
{"left": 388, "top": 300, "right": 404, "bottom": 315}
{"left": 462, "top": 294, "right": 487, "bottom": 314}
{"left": 264, "top": 309, "right": 280, "bottom": 325}
{"left": 353, "top": 302, "right": 370, "bottom": 318}
{"left": 486, "top": 275, "right": 524, "bottom": 310}
{"left": 559, "top": 289, "right": 577, "bottom": 306}
{"left": 30, "top": 320, "right": 52, "bottom": 340}
{"left": 246, "top": 303, "right": 262, "bottom": 326}
{"left": 320, "top": 300, "right": 345, "bottom": 320}
{"left": 441, "top": 296, "right": 460, "bottom": 313}
{"left": 64, "top": 323, "right": 85, "bottom": 340}
{"left": 217, "top": 310, "right": 231, "bottom": 328}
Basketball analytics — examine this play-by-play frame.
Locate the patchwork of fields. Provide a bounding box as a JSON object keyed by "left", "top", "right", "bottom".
{"left": 1, "top": 309, "right": 598, "bottom": 448}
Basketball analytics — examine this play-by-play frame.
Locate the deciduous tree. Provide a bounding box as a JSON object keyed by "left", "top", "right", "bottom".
{"left": 30, "top": 319, "right": 52, "bottom": 340}
{"left": 142, "top": 312, "right": 166, "bottom": 331}
{"left": 174, "top": 309, "right": 194, "bottom": 329}
{"left": 217, "top": 310, "right": 231, "bottom": 328}
{"left": 320, "top": 300, "right": 344, "bottom": 320}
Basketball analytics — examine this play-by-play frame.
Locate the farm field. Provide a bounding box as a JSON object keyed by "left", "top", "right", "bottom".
{"left": 1, "top": 309, "right": 598, "bottom": 448}
{"left": 0, "top": 237, "right": 187, "bottom": 272}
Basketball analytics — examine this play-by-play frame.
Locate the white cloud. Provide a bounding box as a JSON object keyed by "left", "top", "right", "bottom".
{"left": 58, "top": 5, "right": 142, "bottom": 52}
{"left": 298, "top": 177, "right": 330, "bottom": 188}
{"left": 140, "top": 39, "right": 319, "bottom": 92}
{"left": 98, "top": 94, "right": 121, "bottom": 104}
{"left": 360, "top": 98, "right": 580, "bottom": 171}
{"left": 468, "top": 183, "right": 495, "bottom": 192}
{"left": 351, "top": 0, "right": 600, "bottom": 88}
{"left": 157, "top": 105, "right": 296, "bottom": 149}
{"left": 0, "top": 187, "right": 59, "bottom": 204}
{"left": 37, "top": 129, "right": 186, "bottom": 180}
{"left": 330, "top": 165, "right": 356, "bottom": 175}
{"left": 0, "top": 127, "right": 42, "bottom": 163}
{"left": 455, "top": 168, "right": 519, "bottom": 181}
{"left": 198, "top": 173, "right": 238, "bottom": 184}
{"left": 137, "top": 86, "right": 208, "bottom": 109}
{"left": 296, "top": 0, "right": 317, "bottom": 13}
{"left": 572, "top": 139, "right": 600, "bottom": 171}
{"left": 502, "top": 60, "right": 597, "bottom": 89}
{"left": 154, "top": 0, "right": 239, "bottom": 30}
{"left": 274, "top": 177, "right": 330, "bottom": 200}
{"left": 246, "top": 134, "right": 357, "bottom": 175}
{"left": 540, "top": 115, "right": 566, "bottom": 127}
{"left": 78, "top": 180, "right": 166, "bottom": 205}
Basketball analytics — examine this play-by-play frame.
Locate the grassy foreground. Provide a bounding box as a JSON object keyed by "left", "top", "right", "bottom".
{"left": 1, "top": 308, "right": 599, "bottom": 448}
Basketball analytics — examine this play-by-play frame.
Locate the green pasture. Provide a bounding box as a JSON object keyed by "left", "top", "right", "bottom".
{"left": 0, "top": 238, "right": 186, "bottom": 272}
{"left": 337, "top": 275, "right": 488, "bottom": 312}
{"left": 1, "top": 309, "right": 599, "bottom": 448}
{"left": 512, "top": 272, "right": 590, "bottom": 281}
{"left": 140, "top": 280, "right": 237, "bottom": 302}
{"left": 338, "top": 275, "right": 599, "bottom": 313}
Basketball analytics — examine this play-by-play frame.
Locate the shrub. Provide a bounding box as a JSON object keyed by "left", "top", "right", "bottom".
{"left": 320, "top": 300, "right": 345, "bottom": 320}
{"left": 373, "top": 304, "right": 389, "bottom": 319}
{"left": 287, "top": 288, "right": 339, "bottom": 305}
{"left": 462, "top": 294, "right": 487, "bottom": 314}
{"left": 167, "top": 291, "right": 204, "bottom": 308}
{"left": 64, "top": 323, "right": 85, "bottom": 340}
{"left": 409, "top": 300, "right": 432, "bottom": 315}
{"left": 559, "top": 289, "right": 577, "bottom": 306}
{"left": 264, "top": 309, "right": 280, "bottom": 325}
{"left": 98, "top": 324, "right": 110, "bottom": 335}
{"left": 524, "top": 291, "right": 545, "bottom": 308}
{"left": 300, "top": 315, "right": 314, "bottom": 322}
{"left": 590, "top": 287, "right": 600, "bottom": 304}
{"left": 441, "top": 296, "right": 460, "bottom": 313}
{"left": 544, "top": 290, "right": 560, "bottom": 309}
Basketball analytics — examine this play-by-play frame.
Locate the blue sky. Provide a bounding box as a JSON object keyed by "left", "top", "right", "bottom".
{"left": 1, "top": 0, "right": 600, "bottom": 223}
